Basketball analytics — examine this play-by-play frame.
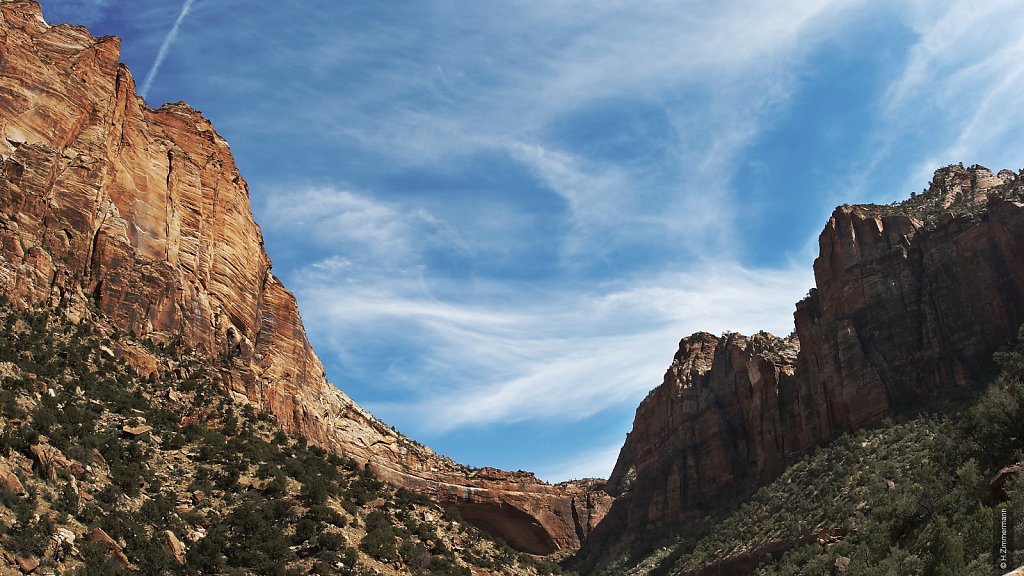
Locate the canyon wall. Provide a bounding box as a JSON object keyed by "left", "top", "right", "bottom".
{"left": 578, "top": 164, "right": 1024, "bottom": 566}
{"left": 0, "top": 0, "right": 609, "bottom": 554}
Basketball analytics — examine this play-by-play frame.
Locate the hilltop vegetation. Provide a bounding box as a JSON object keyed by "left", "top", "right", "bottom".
{"left": 0, "top": 298, "right": 568, "bottom": 576}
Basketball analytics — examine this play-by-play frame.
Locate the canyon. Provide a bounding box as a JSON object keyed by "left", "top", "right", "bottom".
{"left": 4, "top": 0, "right": 1024, "bottom": 572}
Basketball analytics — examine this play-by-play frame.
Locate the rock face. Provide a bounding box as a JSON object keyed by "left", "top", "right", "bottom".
{"left": 0, "top": 0, "right": 607, "bottom": 554}
{"left": 796, "top": 166, "right": 1024, "bottom": 426}
{"left": 580, "top": 164, "right": 1024, "bottom": 564}
{"left": 603, "top": 332, "right": 800, "bottom": 531}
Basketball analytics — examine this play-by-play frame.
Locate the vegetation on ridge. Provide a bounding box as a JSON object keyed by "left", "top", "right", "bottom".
{"left": 0, "top": 297, "right": 569, "bottom": 575}
{"left": 860, "top": 164, "right": 1022, "bottom": 225}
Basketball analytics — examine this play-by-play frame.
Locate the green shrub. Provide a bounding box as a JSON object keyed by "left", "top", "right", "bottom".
{"left": 360, "top": 511, "right": 399, "bottom": 561}
{"left": 307, "top": 504, "right": 347, "bottom": 527}
{"left": 317, "top": 531, "right": 347, "bottom": 551}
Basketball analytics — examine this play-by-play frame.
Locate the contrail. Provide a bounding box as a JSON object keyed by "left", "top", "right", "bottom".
{"left": 140, "top": 0, "right": 197, "bottom": 99}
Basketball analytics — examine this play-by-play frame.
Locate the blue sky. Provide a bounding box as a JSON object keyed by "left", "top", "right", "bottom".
{"left": 40, "top": 0, "right": 1024, "bottom": 481}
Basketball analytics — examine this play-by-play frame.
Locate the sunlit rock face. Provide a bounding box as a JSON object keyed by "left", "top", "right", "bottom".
{"left": 578, "top": 164, "right": 1024, "bottom": 566}
{"left": 0, "top": 0, "right": 610, "bottom": 554}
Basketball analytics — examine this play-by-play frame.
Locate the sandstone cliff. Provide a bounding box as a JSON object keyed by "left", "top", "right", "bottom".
{"left": 578, "top": 164, "right": 1024, "bottom": 566}
{"left": 0, "top": 0, "right": 608, "bottom": 554}
{"left": 604, "top": 331, "right": 800, "bottom": 531}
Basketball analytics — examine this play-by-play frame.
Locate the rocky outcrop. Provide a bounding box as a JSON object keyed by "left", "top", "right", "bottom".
{"left": 389, "top": 469, "right": 612, "bottom": 555}
{"left": 160, "top": 530, "right": 186, "bottom": 564}
{"left": 29, "top": 440, "right": 80, "bottom": 480}
{"left": 579, "top": 164, "right": 1024, "bottom": 566}
{"left": 84, "top": 527, "right": 129, "bottom": 568}
{"left": 0, "top": 0, "right": 607, "bottom": 554}
{"left": 0, "top": 461, "right": 24, "bottom": 497}
{"left": 605, "top": 331, "right": 800, "bottom": 528}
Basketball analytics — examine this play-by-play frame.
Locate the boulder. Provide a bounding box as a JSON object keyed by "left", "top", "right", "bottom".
{"left": 160, "top": 530, "right": 186, "bottom": 563}
{"left": 84, "top": 527, "right": 129, "bottom": 567}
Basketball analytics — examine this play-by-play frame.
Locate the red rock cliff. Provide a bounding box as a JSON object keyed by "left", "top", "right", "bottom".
{"left": 604, "top": 332, "right": 800, "bottom": 530}
{"left": 579, "top": 165, "right": 1024, "bottom": 565}
{"left": 0, "top": 0, "right": 608, "bottom": 554}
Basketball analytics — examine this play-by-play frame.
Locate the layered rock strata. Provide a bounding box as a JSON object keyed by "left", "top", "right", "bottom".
{"left": 0, "top": 0, "right": 608, "bottom": 554}
{"left": 582, "top": 164, "right": 1024, "bottom": 562}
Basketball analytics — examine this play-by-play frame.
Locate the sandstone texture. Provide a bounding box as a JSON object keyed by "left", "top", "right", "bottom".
{"left": 0, "top": 0, "right": 607, "bottom": 554}
{"left": 580, "top": 164, "right": 1024, "bottom": 564}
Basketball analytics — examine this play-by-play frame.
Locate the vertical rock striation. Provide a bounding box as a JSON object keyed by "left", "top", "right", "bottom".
{"left": 604, "top": 332, "right": 800, "bottom": 530}
{"left": 0, "top": 0, "right": 608, "bottom": 554}
{"left": 579, "top": 164, "right": 1024, "bottom": 565}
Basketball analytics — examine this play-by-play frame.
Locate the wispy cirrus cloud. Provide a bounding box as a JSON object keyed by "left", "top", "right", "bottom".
{"left": 899, "top": 8, "right": 1024, "bottom": 188}
{"left": 262, "top": 187, "right": 424, "bottom": 266}
{"left": 293, "top": 258, "right": 812, "bottom": 434}
{"left": 194, "top": 0, "right": 877, "bottom": 268}
{"left": 258, "top": 185, "right": 481, "bottom": 280}
{"left": 834, "top": 0, "right": 1024, "bottom": 206}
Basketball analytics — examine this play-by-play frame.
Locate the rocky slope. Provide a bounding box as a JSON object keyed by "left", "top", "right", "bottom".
{"left": 578, "top": 164, "right": 1024, "bottom": 569}
{"left": 0, "top": 0, "right": 608, "bottom": 555}
{"left": 0, "top": 300, "right": 571, "bottom": 575}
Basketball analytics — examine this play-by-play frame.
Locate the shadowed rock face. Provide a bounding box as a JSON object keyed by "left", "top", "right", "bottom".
{"left": 578, "top": 164, "right": 1024, "bottom": 565}
{"left": 604, "top": 331, "right": 800, "bottom": 525}
{"left": 0, "top": 0, "right": 609, "bottom": 553}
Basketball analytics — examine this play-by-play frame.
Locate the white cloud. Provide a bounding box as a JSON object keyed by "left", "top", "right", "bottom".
{"left": 848, "top": 0, "right": 1024, "bottom": 201}
{"left": 260, "top": 186, "right": 450, "bottom": 269}
{"left": 884, "top": 0, "right": 1023, "bottom": 114}
{"left": 224, "top": 0, "right": 876, "bottom": 267}
{"left": 294, "top": 260, "right": 812, "bottom": 434}
{"left": 503, "top": 141, "right": 634, "bottom": 258}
